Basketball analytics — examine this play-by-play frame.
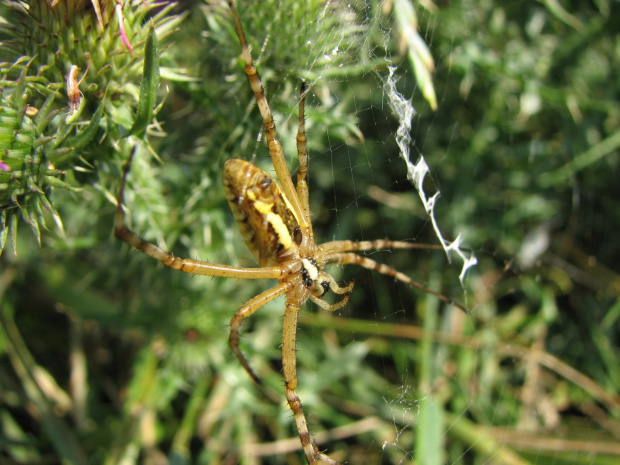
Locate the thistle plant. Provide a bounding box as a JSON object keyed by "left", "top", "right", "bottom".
{"left": 0, "top": 0, "right": 185, "bottom": 254}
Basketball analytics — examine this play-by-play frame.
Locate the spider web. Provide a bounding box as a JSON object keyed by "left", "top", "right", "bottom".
{"left": 251, "top": 2, "right": 618, "bottom": 465}
{"left": 248, "top": 2, "right": 487, "bottom": 464}
{"left": 112, "top": 2, "right": 616, "bottom": 464}
{"left": 0, "top": 2, "right": 616, "bottom": 465}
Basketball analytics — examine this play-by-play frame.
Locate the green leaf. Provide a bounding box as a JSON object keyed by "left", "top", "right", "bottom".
{"left": 415, "top": 396, "right": 443, "bottom": 465}
{"left": 53, "top": 102, "right": 105, "bottom": 167}
{"left": 0, "top": 210, "right": 8, "bottom": 257}
{"left": 129, "top": 23, "right": 160, "bottom": 138}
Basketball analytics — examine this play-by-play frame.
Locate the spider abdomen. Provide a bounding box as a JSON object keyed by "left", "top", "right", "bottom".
{"left": 223, "top": 158, "right": 301, "bottom": 266}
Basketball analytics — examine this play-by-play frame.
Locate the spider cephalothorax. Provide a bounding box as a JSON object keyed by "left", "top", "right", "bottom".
{"left": 300, "top": 258, "right": 332, "bottom": 297}
{"left": 115, "top": 1, "right": 464, "bottom": 463}
{"left": 223, "top": 158, "right": 350, "bottom": 305}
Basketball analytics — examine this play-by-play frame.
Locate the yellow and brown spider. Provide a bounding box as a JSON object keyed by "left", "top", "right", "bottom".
{"left": 115, "top": 1, "right": 465, "bottom": 463}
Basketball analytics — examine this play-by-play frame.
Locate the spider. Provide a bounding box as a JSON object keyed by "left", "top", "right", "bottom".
{"left": 114, "top": 1, "right": 465, "bottom": 463}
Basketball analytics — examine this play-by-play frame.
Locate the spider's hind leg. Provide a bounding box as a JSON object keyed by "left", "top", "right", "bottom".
{"left": 296, "top": 80, "right": 311, "bottom": 225}
{"left": 227, "top": 0, "right": 306, "bottom": 230}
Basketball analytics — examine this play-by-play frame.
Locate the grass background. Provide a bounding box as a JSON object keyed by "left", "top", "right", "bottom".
{"left": 1, "top": 0, "right": 619, "bottom": 464}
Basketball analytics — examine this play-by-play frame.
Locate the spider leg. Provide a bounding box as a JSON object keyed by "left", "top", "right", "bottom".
{"left": 229, "top": 278, "right": 298, "bottom": 384}
{"left": 325, "top": 252, "right": 467, "bottom": 313}
{"left": 307, "top": 272, "right": 353, "bottom": 311}
{"left": 326, "top": 275, "right": 355, "bottom": 295}
{"left": 309, "top": 293, "right": 350, "bottom": 312}
{"left": 296, "top": 81, "right": 313, "bottom": 237}
{"left": 115, "top": 148, "right": 284, "bottom": 279}
{"left": 227, "top": 0, "right": 306, "bottom": 232}
{"left": 319, "top": 239, "right": 443, "bottom": 256}
{"left": 283, "top": 287, "right": 340, "bottom": 465}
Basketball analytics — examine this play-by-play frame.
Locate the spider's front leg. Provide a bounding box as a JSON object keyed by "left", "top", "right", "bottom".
{"left": 325, "top": 252, "right": 467, "bottom": 313}
{"left": 228, "top": 279, "right": 294, "bottom": 384}
{"left": 283, "top": 287, "right": 341, "bottom": 465}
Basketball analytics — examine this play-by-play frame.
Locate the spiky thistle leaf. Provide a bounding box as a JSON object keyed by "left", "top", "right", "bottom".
{"left": 0, "top": 0, "right": 186, "bottom": 255}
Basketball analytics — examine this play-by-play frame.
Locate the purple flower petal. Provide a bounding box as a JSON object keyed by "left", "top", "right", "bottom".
{"left": 116, "top": 1, "right": 135, "bottom": 55}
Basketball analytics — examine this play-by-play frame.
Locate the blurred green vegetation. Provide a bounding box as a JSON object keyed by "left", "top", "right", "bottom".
{"left": 1, "top": 0, "right": 619, "bottom": 464}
